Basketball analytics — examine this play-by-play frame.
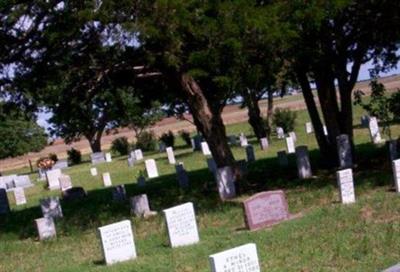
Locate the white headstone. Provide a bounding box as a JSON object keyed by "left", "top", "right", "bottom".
{"left": 216, "top": 166, "right": 236, "bottom": 200}
{"left": 46, "top": 169, "right": 62, "bottom": 190}
{"left": 276, "top": 127, "right": 285, "bottom": 139}
{"left": 201, "top": 141, "right": 212, "bottom": 156}
{"left": 59, "top": 175, "right": 73, "bottom": 191}
{"left": 392, "top": 159, "right": 400, "bottom": 193}
{"left": 98, "top": 220, "right": 137, "bottom": 265}
{"left": 240, "top": 135, "right": 248, "bottom": 147}
{"left": 166, "top": 147, "right": 176, "bottom": 164}
{"left": 163, "top": 202, "right": 199, "bottom": 247}
{"left": 35, "top": 217, "right": 56, "bottom": 240}
{"left": 209, "top": 243, "right": 260, "bottom": 272}
{"left": 105, "top": 152, "right": 112, "bottom": 162}
{"left": 13, "top": 187, "right": 27, "bottom": 205}
{"left": 285, "top": 136, "right": 295, "bottom": 154}
{"left": 134, "top": 149, "right": 143, "bottom": 160}
{"left": 305, "top": 122, "right": 313, "bottom": 134}
{"left": 288, "top": 131, "right": 297, "bottom": 142}
{"left": 369, "top": 117, "right": 383, "bottom": 144}
{"left": 337, "top": 168, "right": 356, "bottom": 204}
{"left": 260, "top": 137, "right": 269, "bottom": 150}
{"left": 102, "top": 172, "right": 112, "bottom": 187}
{"left": 145, "top": 159, "right": 159, "bottom": 178}
{"left": 90, "top": 167, "right": 98, "bottom": 176}
{"left": 12, "top": 175, "right": 33, "bottom": 189}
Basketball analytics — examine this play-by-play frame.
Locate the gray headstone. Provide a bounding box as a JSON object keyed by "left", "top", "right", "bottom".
{"left": 337, "top": 134, "right": 353, "bottom": 169}
{"left": 0, "top": 188, "right": 10, "bottom": 214}
{"left": 260, "top": 137, "right": 269, "bottom": 150}
{"left": 130, "top": 194, "right": 151, "bottom": 217}
{"left": 175, "top": 163, "right": 189, "bottom": 188}
{"left": 277, "top": 151, "right": 289, "bottom": 167}
{"left": 246, "top": 145, "right": 256, "bottom": 163}
{"left": 38, "top": 169, "right": 47, "bottom": 181}
{"left": 159, "top": 142, "right": 166, "bottom": 152}
{"left": 295, "top": 146, "right": 312, "bottom": 179}
{"left": 361, "top": 115, "right": 370, "bottom": 128}
{"left": 276, "top": 127, "right": 285, "bottom": 139}
{"left": 166, "top": 147, "right": 176, "bottom": 164}
{"left": 228, "top": 135, "right": 237, "bottom": 146}
{"left": 216, "top": 166, "right": 236, "bottom": 200}
{"left": 52, "top": 159, "right": 69, "bottom": 170}
{"left": 12, "top": 175, "right": 33, "bottom": 189}
{"left": 35, "top": 217, "right": 56, "bottom": 240}
{"left": 112, "top": 185, "right": 127, "bottom": 202}
{"left": 40, "top": 197, "right": 63, "bottom": 219}
{"left": 46, "top": 169, "right": 62, "bottom": 190}
{"left": 91, "top": 152, "right": 106, "bottom": 165}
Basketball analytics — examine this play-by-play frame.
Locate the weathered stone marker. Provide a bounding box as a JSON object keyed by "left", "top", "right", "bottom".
{"left": 295, "top": 146, "right": 312, "bottom": 179}
{"left": 12, "top": 175, "right": 33, "bottom": 189}
{"left": 260, "top": 137, "right": 269, "bottom": 150}
{"left": 91, "top": 152, "right": 105, "bottom": 164}
{"left": 0, "top": 188, "right": 10, "bottom": 214}
{"left": 40, "top": 197, "right": 63, "bottom": 219}
{"left": 175, "top": 163, "right": 189, "bottom": 188}
{"left": 13, "top": 187, "right": 27, "bottom": 205}
{"left": 192, "top": 135, "right": 202, "bottom": 151}
{"left": 35, "top": 217, "right": 56, "bottom": 240}
{"left": 228, "top": 135, "right": 237, "bottom": 146}
{"left": 336, "top": 168, "right": 356, "bottom": 204}
{"left": 145, "top": 159, "right": 159, "bottom": 178}
{"left": 285, "top": 136, "right": 295, "bottom": 154}
{"left": 130, "top": 194, "right": 153, "bottom": 217}
{"left": 112, "top": 185, "right": 127, "bottom": 202}
{"left": 277, "top": 151, "right": 289, "bottom": 167}
{"left": 276, "top": 127, "right": 285, "bottom": 139}
{"left": 216, "top": 166, "right": 236, "bottom": 200}
{"left": 392, "top": 159, "right": 400, "bottom": 193}
{"left": 337, "top": 134, "right": 353, "bottom": 169}
{"left": 166, "top": 147, "right": 176, "bottom": 164}
{"left": 105, "top": 152, "right": 112, "bottom": 162}
{"left": 134, "top": 149, "right": 144, "bottom": 160}
{"left": 369, "top": 116, "right": 383, "bottom": 144}
{"left": 98, "top": 220, "right": 137, "bottom": 265}
{"left": 305, "top": 122, "right": 313, "bottom": 134}
{"left": 361, "top": 115, "right": 370, "bottom": 128}
{"left": 46, "top": 169, "right": 62, "bottom": 190}
{"left": 209, "top": 243, "right": 260, "bottom": 272}
{"left": 246, "top": 144, "right": 256, "bottom": 163}
{"left": 288, "top": 131, "right": 297, "bottom": 142}
{"left": 102, "top": 172, "right": 112, "bottom": 187}
{"left": 201, "top": 141, "right": 212, "bottom": 156}
{"left": 90, "top": 167, "right": 98, "bottom": 176}
{"left": 59, "top": 175, "right": 73, "bottom": 191}
{"left": 163, "top": 202, "right": 199, "bottom": 247}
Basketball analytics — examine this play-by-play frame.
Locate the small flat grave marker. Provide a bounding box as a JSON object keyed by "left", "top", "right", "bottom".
{"left": 90, "top": 167, "right": 98, "bottom": 176}
{"left": 46, "top": 169, "right": 62, "bottom": 190}
{"left": 102, "top": 172, "right": 112, "bottom": 187}
{"left": 13, "top": 187, "right": 27, "bottom": 205}
{"left": 40, "top": 197, "right": 63, "bottom": 219}
{"left": 305, "top": 122, "right": 313, "bottom": 134}
{"left": 35, "top": 217, "right": 56, "bottom": 240}
{"left": 209, "top": 243, "right": 260, "bottom": 272}
{"left": 166, "top": 147, "right": 176, "bottom": 164}
{"left": 337, "top": 168, "right": 356, "bottom": 204}
{"left": 163, "top": 202, "right": 199, "bottom": 247}
{"left": 98, "top": 220, "right": 137, "bottom": 265}
{"left": 0, "top": 188, "right": 10, "bottom": 214}
{"left": 145, "top": 159, "right": 159, "bottom": 178}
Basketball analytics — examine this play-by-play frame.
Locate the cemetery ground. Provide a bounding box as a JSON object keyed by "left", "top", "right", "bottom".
{"left": 1, "top": 105, "right": 400, "bottom": 271}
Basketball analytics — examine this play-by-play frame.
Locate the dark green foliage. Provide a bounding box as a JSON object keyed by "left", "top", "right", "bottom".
{"left": 48, "top": 153, "right": 58, "bottom": 162}
{"left": 179, "top": 130, "right": 192, "bottom": 147}
{"left": 135, "top": 131, "right": 157, "bottom": 152}
{"left": 159, "top": 131, "right": 175, "bottom": 148}
{"left": 111, "top": 137, "right": 130, "bottom": 156}
{"left": 67, "top": 148, "right": 82, "bottom": 165}
{"left": 272, "top": 108, "right": 297, "bottom": 133}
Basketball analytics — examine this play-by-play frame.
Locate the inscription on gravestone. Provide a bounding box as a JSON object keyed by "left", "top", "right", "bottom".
{"left": 13, "top": 187, "right": 27, "bottom": 205}
{"left": 35, "top": 217, "right": 56, "bottom": 240}
{"left": 337, "top": 168, "right": 356, "bottom": 204}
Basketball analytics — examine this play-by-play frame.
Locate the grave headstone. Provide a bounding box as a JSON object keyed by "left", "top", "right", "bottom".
{"left": 159, "top": 142, "right": 167, "bottom": 152}
{"left": 35, "top": 217, "right": 56, "bottom": 240}
{"left": 277, "top": 151, "right": 289, "bottom": 167}
{"left": 59, "top": 175, "right": 73, "bottom": 192}
{"left": 276, "top": 127, "right": 285, "bottom": 139}
{"left": 175, "top": 163, "right": 189, "bottom": 188}
{"left": 52, "top": 159, "right": 68, "bottom": 170}
{"left": 285, "top": 136, "right": 295, "bottom": 154}
{"left": 0, "top": 174, "right": 17, "bottom": 190}
{"left": 102, "top": 172, "right": 112, "bottom": 187}
{"left": 209, "top": 243, "right": 260, "bottom": 272}
{"left": 38, "top": 169, "right": 47, "bottom": 181}
{"left": 387, "top": 140, "right": 399, "bottom": 162}
{"left": 137, "top": 176, "right": 146, "bottom": 187}
{"left": 12, "top": 175, "right": 33, "bottom": 189}
{"left": 288, "top": 131, "right": 297, "bottom": 142}
{"left": 105, "top": 152, "right": 112, "bottom": 162}
{"left": 207, "top": 158, "right": 218, "bottom": 176}
{"left": 13, "top": 187, "right": 27, "bottom": 205}
{"left": 240, "top": 135, "right": 248, "bottom": 147}
{"left": 127, "top": 157, "right": 134, "bottom": 167}
{"left": 90, "top": 167, "right": 98, "bottom": 176}
{"left": 243, "top": 190, "right": 290, "bottom": 230}
{"left": 145, "top": 159, "right": 159, "bottom": 178}
{"left": 392, "top": 159, "right": 400, "bottom": 193}
{"left": 201, "top": 141, "right": 212, "bottom": 156}
{"left": 246, "top": 145, "right": 256, "bottom": 163}
{"left": 98, "top": 220, "right": 137, "bottom": 265}
{"left": 305, "top": 122, "right": 313, "bottom": 134}
{"left": 216, "top": 166, "right": 236, "bottom": 200}
{"left": 112, "top": 185, "right": 127, "bottom": 202}
{"left": 0, "top": 188, "right": 10, "bottom": 214}
{"left": 163, "top": 202, "right": 199, "bottom": 247}
{"left": 62, "top": 187, "right": 86, "bottom": 201}
{"left": 295, "top": 146, "right": 312, "bottom": 179}
{"left": 130, "top": 194, "right": 154, "bottom": 217}
{"left": 91, "top": 152, "right": 106, "bottom": 164}
{"left": 336, "top": 168, "right": 356, "bottom": 204}
{"left": 337, "top": 134, "right": 353, "bottom": 169}
{"left": 46, "top": 169, "right": 62, "bottom": 190}
{"left": 260, "top": 137, "right": 269, "bottom": 150}
{"left": 134, "top": 149, "right": 144, "bottom": 161}
{"left": 40, "top": 197, "right": 63, "bottom": 219}
{"left": 361, "top": 115, "right": 370, "bottom": 128}
{"left": 369, "top": 116, "right": 383, "bottom": 144}
{"left": 192, "top": 135, "right": 202, "bottom": 151}
{"left": 166, "top": 147, "right": 176, "bottom": 164}
{"left": 383, "top": 263, "right": 400, "bottom": 272}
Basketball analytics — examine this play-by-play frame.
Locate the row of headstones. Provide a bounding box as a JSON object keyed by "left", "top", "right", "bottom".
{"left": 0, "top": 174, "right": 33, "bottom": 192}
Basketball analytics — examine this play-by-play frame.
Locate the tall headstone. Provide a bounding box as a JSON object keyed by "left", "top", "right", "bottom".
{"left": 90, "top": 167, "right": 98, "bottom": 176}
{"left": 166, "top": 147, "right": 176, "bottom": 164}
{"left": 13, "top": 187, "right": 27, "bottom": 205}
{"left": 175, "top": 163, "right": 189, "bottom": 188}
{"left": 276, "top": 127, "right": 285, "bottom": 139}
{"left": 98, "top": 220, "right": 137, "bottom": 265}
{"left": 105, "top": 152, "right": 112, "bottom": 162}
{"left": 295, "top": 146, "right": 312, "bottom": 179}
{"left": 216, "top": 166, "right": 236, "bottom": 200}
{"left": 246, "top": 145, "right": 256, "bottom": 163}
{"left": 277, "top": 151, "right": 289, "bottom": 167}
{"left": 91, "top": 152, "right": 105, "bottom": 164}
{"left": 201, "top": 141, "right": 212, "bottom": 156}
{"left": 336, "top": 168, "right": 356, "bottom": 204}
{"left": 102, "top": 172, "right": 112, "bottom": 187}
{"left": 163, "top": 202, "right": 199, "bottom": 248}
{"left": 288, "top": 131, "right": 297, "bottom": 142}
{"left": 369, "top": 117, "right": 383, "bottom": 144}
{"left": 112, "top": 185, "right": 127, "bottom": 202}
{"left": 392, "top": 159, "right": 400, "bottom": 193}
{"left": 305, "top": 122, "right": 313, "bottom": 134}
{"left": 285, "top": 136, "right": 295, "bottom": 154}
{"left": 387, "top": 140, "right": 399, "bottom": 162}
{"left": 243, "top": 190, "right": 290, "bottom": 230}
{"left": 46, "top": 169, "right": 62, "bottom": 190}
{"left": 260, "top": 137, "right": 269, "bottom": 150}
{"left": 35, "top": 217, "right": 56, "bottom": 240}
{"left": 336, "top": 134, "right": 353, "bottom": 169}
{"left": 134, "top": 149, "right": 144, "bottom": 161}
{"left": 130, "top": 194, "right": 151, "bottom": 217}
{"left": 145, "top": 159, "right": 159, "bottom": 178}
{"left": 59, "top": 175, "right": 73, "bottom": 192}
{"left": 0, "top": 189, "right": 10, "bottom": 214}
{"left": 40, "top": 197, "right": 63, "bottom": 219}
{"left": 209, "top": 243, "right": 260, "bottom": 272}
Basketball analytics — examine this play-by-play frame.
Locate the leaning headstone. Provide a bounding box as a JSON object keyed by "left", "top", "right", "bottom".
{"left": 98, "top": 220, "right": 137, "bottom": 265}
{"left": 295, "top": 146, "right": 312, "bottom": 179}
{"left": 369, "top": 116, "right": 383, "bottom": 144}
{"left": 175, "top": 163, "right": 189, "bottom": 188}
{"left": 336, "top": 134, "right": 353, "bottom": 169}
{"left": 134, "top": 149, "right": 144, "bottom": 160}
{"left": 137, "top": 175, "right": 146, "bottom": 187}
{"left": 246, "top": 145, "right": 256, "bottom": 163}
{"left": 105, "top": 152, "right": 112, "bottom": 162}
{"left": 59, "top": 175, "right": 73, "bottom": 192}
{"left": 209, "top": 243, "right": 260, "bottom": 272}
{"left": 13, "top": 187, "right": 27, "bottom": 205}
{"left": 277, "top": 151, "right": 289, "bottom": 167}
{"left": 288, "top": 131, "right": 297, "bottom": 142}
{"left": 216, "top": 166, "right": 236, "bottom": 200}
{"left": 130, "top": 194, "right": 156, "bottom": 217}
{"left": 35, "top": 217, "right": 56, "bottom": 240}
{"left": 90, "top": 167, "right": 98, "bottom": 176}
{"left": 305, "top": 122, "right": 313, "bottom": 134}
{"left": 0, "top": 188, "right": 10, "bottom": 214}
{"left": 243, "top": 190, "right": 291, "bottom": 230}
{"left": 163, "top": 202, "right": 199, "bottom": 248}
{"left": 102, "top": 172, "right": 112, "bottom": 187}
{"left": 112, "top": 185, "right": 127, "bottom": 202}
{"left": 145, "top": 159, "right": 159, "bottom": 178}
{"left": 166, "top": 147, "right": 176, "bottom": 164}
{"left": 52, "top": 159, "right": 69, "bottom": 170}
{"left": 201, "top": 141, "right": 212, "bottom": 156}
{"left": 383, "top": 263, "right": 400, "bottom": 272}
{"left": 159, "top": 142, "right": 167, "bottom": 152}
{"left": 46, "top": 169, "right": 62, "bottom": 190}
{"left": 12, "top": 175, "right": 33, "bottom": 189}
{"left": 392, "top": 159, "right": 400, "bottom": 193}
{"left": 387, "top": 140, "right": 399, "bottom": 162}
{"left": 276, "top": 127, "right": 285, "bottom": 139}
{"left": 91, "top": 152, "right": 105, "bottom": 164}
{"left": 361, "top": 115, "right": 370, "bottom": 128}
{"left": 260, "top": 137, "right": 269, "bottom": 150}
{"left": 207, "top": 158, "right": 218, "bottom": 176}
{"left": 336, "top": 168, "right": 356, "bottom": 204}
{"left": 285, "top": 136, "right": 295, "bottom": 154}
{"left": 40, "top": 197, "right": 63, "bottom": 219}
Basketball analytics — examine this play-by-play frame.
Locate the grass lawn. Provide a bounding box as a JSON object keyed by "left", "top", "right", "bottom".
{"left": 1, "top": 104, "right": 400, "bottom": 271}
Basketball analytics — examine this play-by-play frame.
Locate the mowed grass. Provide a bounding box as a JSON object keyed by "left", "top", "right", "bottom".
{"left": 1, "top": 104, "right": 400, "bottom": 271}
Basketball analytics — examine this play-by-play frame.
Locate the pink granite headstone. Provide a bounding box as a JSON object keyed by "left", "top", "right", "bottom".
{"left": 243, "top": 190, "right": 290, "bottom": 230}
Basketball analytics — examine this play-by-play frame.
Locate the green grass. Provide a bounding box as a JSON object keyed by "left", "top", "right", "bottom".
{"left": 1, "top": 104, "right": 400, "bottom": 271}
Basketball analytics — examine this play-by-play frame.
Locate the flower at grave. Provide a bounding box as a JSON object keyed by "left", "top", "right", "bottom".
{"left": 36, "top": 157, "right": 55, "bottom": 170}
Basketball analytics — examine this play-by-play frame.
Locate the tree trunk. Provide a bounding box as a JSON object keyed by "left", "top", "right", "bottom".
{"left": 179, "top": 73, "right": 236, "bottom": 169}
{"left": 86, "top": 131, "right": 103, "bottom": 153}
{"left": 266, "top": 90, "right": 274, "bottom": 139}
{"left": 243, "top": 89, "right": 267, "bottom": 140}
